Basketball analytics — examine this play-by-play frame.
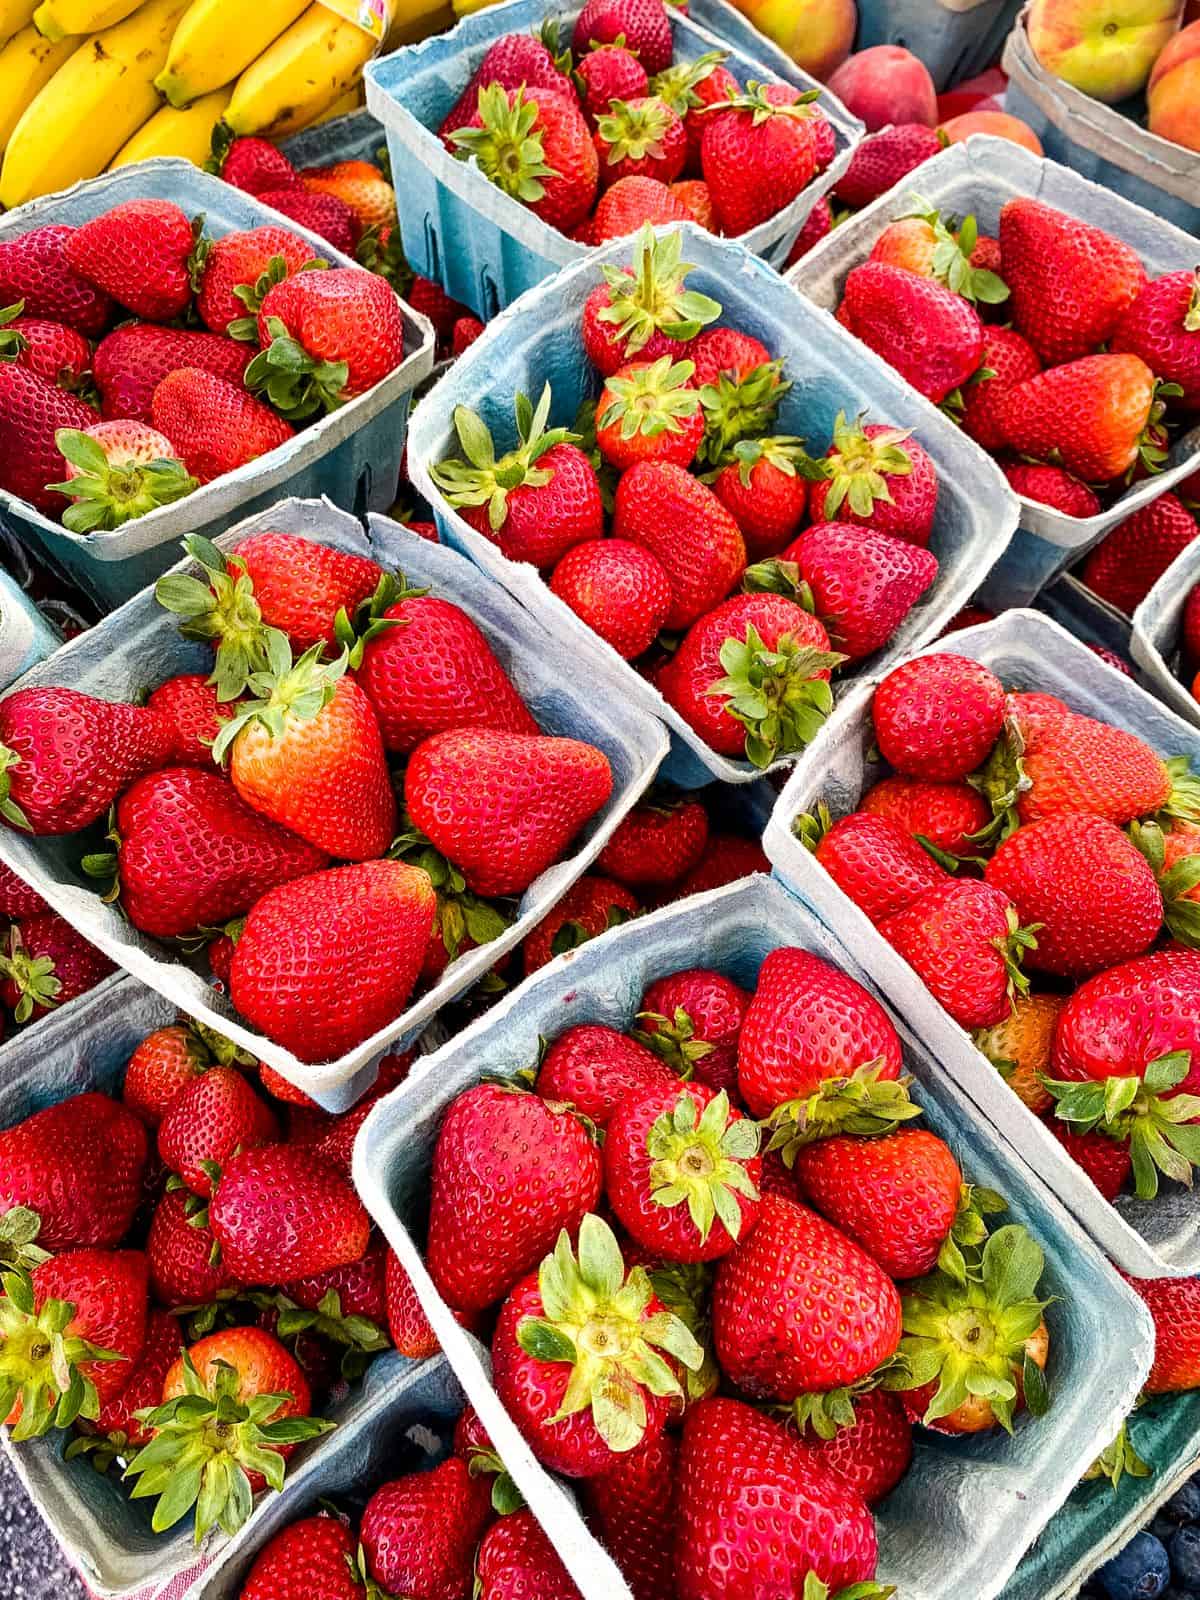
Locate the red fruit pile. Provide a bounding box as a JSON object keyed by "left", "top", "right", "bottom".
{"left": 0, "top": 863, "right": 112, "bottom": 1040}
{"left": 431, "top": 225, "right": 943, "bottom": 768}
{"left": 413, "top": 948, "right": 1056, "bottom": 1598}
{"left": 799, "top": 646, "right": 1200, "bottom": 1204}
{"left": 0, "top": 188, "right": 408, "bottom": 530}
{"left": 0, "top": 528, "right": 615, "bottom": 1063}
{"left": 435, "top": 0, "right": 837, "bottom": 245}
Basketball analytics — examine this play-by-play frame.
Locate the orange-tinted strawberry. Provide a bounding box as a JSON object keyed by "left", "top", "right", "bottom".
{"left": 580, "top": 226, "right": 720, "bottom": 377}
{"left": 809, "top": 412, "right": 939, "bottom": 547}
{"left": 250, "top": 266, "right": 405, "bottom": 415}
{"left": 575, "top": 42, "right": 649, "bottom": 125}
{"left": 598, "top": 797, "right": 708, "bottom": 888}
{"left": 477, "top": 1507, "right": 581, "bottom": 1600}
{"left": 301, "top": 158, "right": 396, "bottom": 232}
{"left": 47, "top": 420, "right": 197, "bottom": 534}
{"left": 974, "top": 992, "right": 1065, "bottom": 1115}
{"left": 0, "top": 361, "right": 97, "bottom": 511}
{"left": 1122, "top": 1273, "right": 1200, "bottom": 1393}
{"left": 195, "top": 224, "right": 321, "bottom": 338}
{"left": 860, "top": 774, "right": 990, "bottom": 857}
{"left": 452, "top": 83, "right": 598, "bottom": 233}
{"left": 999, "top": 353, "right": 1160, "bottom": 483}
{"left": 596, "top": 355, "right": 703, "bottom": 470}
{"left": 0, "top": 1093, "right": 147, "bottom": 1250}
{"left": 521, "top": 874, "right": 640, "bottom": 973}
{"left": 879, "top": 879, "right": 1035, "bottom": 1029}
{"left": 772, "top": 522, "right": 938, "bottom": 661}
{"left": 614, "top": 460, "right": 746, "bottom": 628}
{"left": 700, "top": 84, "right": 817, "bottom": 235}
{"left": 592, "top": 175, "right": 692, "bottom": 240}
{"left": 872, "top": 652, "right": 1005, "bottom": 780}
{"left": 575, "top": 0, "right": 673, "bottom": 71}
{"left": 239, "top": 1514, "right": 361, "bottom": 1600}
{"left": 711, "top": 436, "right": 813, "bottom": 559}
{"left": 152, "top": 367, "right": 293, "bottom": 485}
{"left": 536, "top": 1024, "right": 674, "bottom": 1126}
{"left": 958, "top": 326, "right": 1042, "bottom": 453}
{"left": 0, "top": 302, "right": 90, "bottom": 388}
{"left": 549, "top": 538, "right": 672, "bottom": 659}
{"left": 65, "top": 200, "right": 198, "bottom": 323}
{"left": 797, "top": 1387, "right": 913, "bottom": 1507}
{"left": 1001, "top": 461, "right": 1101, "bottom": 518}
{"left": 158, "top": 1063, "right": 279, "bottom": 1198}
{"left": 1079, "top": 494, "right": 1199, "bottom": 615}
{"left": 1112, "top": 268, "right": 1200, "bottom": 409}
{"left": 841, "top": 261, "right": 985, "bottom": 405}
{"left": 670, "top": 178, "right": 715, "bottom": 229}
{"left": 361, "top": 1456, "right": 493, "bottom": 1600}
{"left": 146, "top": 1186, "right": 237, "bottom": 1309}
{"left": 869, "top": 204, "right": 1009, "bottom": 308}
{"left": 0, "top": 224, "right": 112, "bottom": 334}
{"left": 833, "top": 123, "right": 943, "bottom": 211}
{"left": 1041, "top": 1116, "right": 1132, "bottom": 1202}
{"left": 807, "top": 809, "right": 949, "bottom": 925}
{"left": 0, "top": 912, "right": 114, "bottom": 1023}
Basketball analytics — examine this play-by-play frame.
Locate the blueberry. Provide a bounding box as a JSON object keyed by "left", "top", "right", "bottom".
{"left": 1166, "top": 1482, "right": 1200, "bottom": 1526}
{"left": 1172, "top": 1527, "right": 1200, "bottom": 1589}
{"left": 1154, "top": 1516, "right": 1180, "bottom": 1543}
{"left": 1098, "top": 1533, "right": 1171, "bottom": 1600}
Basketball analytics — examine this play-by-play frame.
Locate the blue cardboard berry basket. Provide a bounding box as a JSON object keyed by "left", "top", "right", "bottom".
{"left": 363, "top": 0, "right": 862, "bottom": 319}
{"left": 1132, "top": 537, "right": 1200, "bottom": 730}
{"left": 786, "top": 136, "right": 1200, "bottom": 609}
{"left": 0, "top": 159, "right": 435, "bottom": 614}
{"left": 0, "top": 496, "right": 668, "bottom": 1112}
{"left": 765, "top": 607, "right": 1200, "bottom": 1278}
{"left": 0, "top": 564, "right": 60, "bottom": 691}
{"left": 406, "top": 220, "right": 1019, "bottom": 788}
{"left": 353, "top": 871, "right": 1154, "bottom": 1600}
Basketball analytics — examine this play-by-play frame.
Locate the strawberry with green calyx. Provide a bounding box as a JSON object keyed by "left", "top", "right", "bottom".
{"left": 809, "top": 411, "right": 938, "bottom": 547}
{"left": 651, "top": 50, "right": 735, "bottom": 161}
{"left": 797, "top": 806, "right": 950, "bottom": 926}
{"left": 492, "top": 1214, "right": 704, "bottom": 1474}
{"left": 699, "top": 83, "right": 819, "bottom": 236}
{"left": 1132, "top": 819, "right": 1200, "bottom": 947}
{"left": 0, "top": 914, "right": 115, "bottom": 1023}
{"left": 876, "top": 198, "right": 1009, "bottom": 306}
{"left": 765, "top": 1063, "right": 923, "bottom": 1168}
{"left": 574, "top": 43, "right": 650, "bottom": 126}
{"left": 1043, "top": 1053, "right": 1200, "bottom": 1202}
{"left": 220, "top": 252, "right": 328, "bottom": 343}
{"left": 389, "top": 814, "right": 513, "bottom": 972}
{"left": 1083, "top": 1419, "right": 1151, "bottom": 1491}
{"left": 453, "top": 1403, "right": 524, "bottom": 1514}
{"left": 801, "top": 1576, "right": 896, "bottom": 1600}
{"left": 522, "top": 874, "right": 638, "bottom": 974}
{"left": 451, "top": 83, "right": 598, "bottom": 234}
{"left": 581, "top": 225, "right": 721, "bottom": 377}
{"left": 696, "top": 358, "right": 790, "bottom": 469}
{"left": 0, "top": 1209, "right": 49, "bottom": 1278}
{"left": 595, "top": 95, "right": 687, "bottom": 187}
{"left": 244, "top": 311, "right": 349, "bottom": 422}
{"left": 45, "top": 425, "right": 197, "bottom": 533}
{"left": 635, "top": 967, "right": 749, "bottom": 1097}
{"left": 708, "top": 435, "right": 826, "bottom": 560}
{"left": 595, "top": 355, "right": 703, "bottom": 471}
{"left": 270, "top": 1286, "right": 389, "bottom": 1376}
{"left": 632, "top": 1252, "right": 720, "bottom": 1407}
{"left": 883, "top": 1222, "right": 1052, "bottom": 1434}
{"left": 155, "top": 534, "right": 269, "bottom": 703}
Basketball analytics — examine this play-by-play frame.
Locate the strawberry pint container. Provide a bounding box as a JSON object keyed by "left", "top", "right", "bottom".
{"left": 0, "top": 971, "right": 425, "bottom": 1599}
{"left": 352, "top": 871, "right": 1154, "bottom": 1600}
{"left": 0, "top": 159, "right": 436, "bottom": 614}
{"left": 363, "top": 0, "right": 862, "bottom": 320}
{"left": 0, "top": 564, "right": 61, "bottom": 692}
{"left": 1131, "top": 537, "right": 1200, "bottom": 727}
{"left": 765, "top": 607, "right": 1200, "bottom": 1278}
{"left": 406, "top": 221, "right": 1020, "bottom": 789}
{"left": 0, "top": 496, "right": 669, "bottom": 1112}
{"left": 786, "top": 136, "right": 1200, "bottom": 609}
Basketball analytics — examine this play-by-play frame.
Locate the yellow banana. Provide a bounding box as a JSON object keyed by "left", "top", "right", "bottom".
{"left": 0, "top": 0, "right": 188, "bottom": 207}
{"left": 110, "top": 85, "right": 231, "bottom": 166}
{"left": 0, "top": 23, "right": 78, "bottom": 154}
{"left": 308, "top": 81, "right": 364, "bottom": 125}
{"left": 155, "top": 0, "right": 308, "bottom": 107}
{"left": 0, "top": 0, "right": 38, "bottom": 39}
{"left": 32, "top": 0, "right": 140, "bottom": 44}
{"left": 385, "top": 0, "right": 454, "bottom": 46}
{"left": 224, "top": 3, "right": 376, "bottom": 139}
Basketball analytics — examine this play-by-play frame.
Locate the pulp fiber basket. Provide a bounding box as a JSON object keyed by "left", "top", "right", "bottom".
{"left": 406, "top": 221, "right": 1019, "bottom": 789}
{"left": 352, "top": 871, "right": 1154, "bottom": 1600}
{"left": 765, "top": 608, "right": 1200, "bottom": 1278}
{"left": 363, "top": 0, "right": 862, "bottom": 319}
{"left": 0, "top": 496, "right": 668, "bottom": 1111}
{"left": 1132, "top": 535, "right": 1200, "bottom": 726}
{"left": 786, "top": 135, "right": 1200, "bottom": 608}
{"left": 0, "top": 160, "right": 435, "bottom": 613}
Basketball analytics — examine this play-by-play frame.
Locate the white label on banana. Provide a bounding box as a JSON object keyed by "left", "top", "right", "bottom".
{"left": 316, "top": 0, "right": 391, "bottom": 38}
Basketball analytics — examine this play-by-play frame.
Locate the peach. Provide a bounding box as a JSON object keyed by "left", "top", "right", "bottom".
{"left": 1027, "top": 0, "right": 1182, "bottom": 102}
{"left": 827, "top": 45, "right": 938, "bottom": 129}
{"left": 725, "top": 0, "right": 857, "bottom": 81}
{"left": 1148, "top": 19, "right": 1200, "bottom": 148}
{"left": 938, "top": 110, "right": 1045, "bottom": 154}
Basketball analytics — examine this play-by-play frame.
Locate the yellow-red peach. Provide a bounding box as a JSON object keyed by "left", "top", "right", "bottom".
{"left": 1148, "top": 19, "right": 1200, "bottom": 149}
{"left": 1027, "top": 0, "right": 1182, "bottom": 102}
{"left": 938, "top": 110, "right": 1046, "bottom": 154}
{"left": 725, "top": 0, "right": 857, "bottom": 81}
{"left": 827, "top": 45, "right": 938, "bottom": 129}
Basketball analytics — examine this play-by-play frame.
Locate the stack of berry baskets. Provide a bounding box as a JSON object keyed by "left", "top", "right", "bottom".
{"left": 0, "top": 497, "right": 668, "bottom": 1111}
{"left": 1132, "top": 535, "right": 1200, "bottom": 727}
{"left": 406, "top": 220, "right": 1019, "bottom": 789}
{"left": 0, "top": 159, "right": 435, "bottom": 612}
{"left": 363, "top": 0, "right": 861, "bottom": 319}
{"left": 785, "top": 135, "right": 1200, "bottom": 610}
{"left": 351, "top": 872, "right": 1153, "bottom": 1600}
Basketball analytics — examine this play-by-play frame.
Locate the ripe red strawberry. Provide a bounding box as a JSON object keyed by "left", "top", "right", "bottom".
{"left": 158, "top": 1064, "right": 278, "bottom": 1198}
{"left": 1080, "top": 494, "right": 1198, "bottom": 614}
{"left": 710, "top": 436, "right": 812, "bottom": 559}
{"left": 477, "top": 1508, "right": 581, "bottom": 1600}
{"left": 879, "top": 879, "right": 1036, "bottom": 1029}
{"left": 92, "top": 323, "right": 251, "bottom": 422}
{"left": 807, "top": 809, "right": 949, "bottom": 924}
{"left": 0, "top": 1092, "right": 147, "bottom": 1249}
{"left": 144, "top": 674, "right": 232, "bottom": 765}
{"left": 574, "top": 0, "right": 673, "bottom": 72}
{"left": 999, "top": 353, "right": 1160, "bottom": 483}
{"left": 146, "top": 1186, "right": 237, "bottom": 1308}
{"left": 689, "top": 326, "right": 775, "bottom": 389}
{"left": 595, "top": 95, "right": 687, "bottom": 188}
{"left": 123, "top": 1022, "right": 230, "bottom": 1128}
{"left": 65, "top": 200, "right": 198, "bottom": 323}
{"left": 596, "top": 355, "right": 704, "bottom": 470}
{"left": 700, "top": 86, "right": 817, "bottom": 235}
{"left": 797, "top": 1387, "right": 913, "bottom": 1507}
{"left": 385, "top": 1250, "right": 443, "bottom": 1358}
{"left": 492, "top": 1215, "right": 700, "bottom": 1474}
{"left": 209, "top": 1143, "right": 369, "bottom": 1282}
{"left": 0, "top": 302, "right": 91, "bottom": 387}
{"left": 786, "top": 195, "right": 834, "bottom": 265}
{"left": 0, "top": 912, "right": 114, "bottom": 1023}
{"left": 872, "top": 652, "right": 1005, "bottom": 780}
{"left": 663, "top": 834, "right": 768, "bottom": 902}
{"left": 653, "top": 53, "right": 738, "bottom": 166}
{"left": 637, "top": 967, "right": 750, "bottom": 1097}
{"left": 439, "top": 33, "right": 569, "bottom": 140}
{"left": 999, "top": 197, "right": 1147, "bottom": 365}
{"left": 0, "top": 362, "right": 97, "bottom": 511}
{"left": 1113, "top": 268, "right": 1200, "bottom": 409}
{"left": 238, "top": 1515, "right": 360, "bottom": 1600}
{"left": 195, "top": 225, "right": 321, "bottom": 340}
{"left": 613, "top": 461, "right": 746, "bottom": 628}
{"left": 426, "top": 1082, "right": 603, "bottom": 1314}
{"left": 808, "top": 413, "right": 939, "bottom": 547}
{"left": 0, "top": 224, "right": 113, "bottom": 335}
{"left": 361, "top": 1457, "right": 493, "bottom": 1600}
{"left": 451, "top": 314, "right": 485, "bottom": 356}
{"left": 861, "top": 774, "right": 990, "bottom": 857}
{"left": 212, "top": 134, "right": 300, "bottom": 197}
{"left": 536, "top": 1024, "right": 675, "bottom": 1126}
{"left": 230, "top": 861, "right": 436, "bottom": 1062}
{"left": 841, "top": 262, "right": 985, "bottom": 405}
{"left": 834, "top": 123, "right": 944, "bottom": 211}
{"left": 575, "top": 43, "right": 649, "bottom": 125}
{"left": 1041, "top": 1115, "right": 1132, "bottom": 1202}
{"left": 0, "top": 863, "right": 44, "bottom": 919}
{"left": 152, "top": 367, "right": 293, "bottom": 484}
{"left": 432, "top": 391, "right": 604, "bottom": 569}
{"left": 1122, "top": 1273, "right": 1200, "bottom": 1393}
{"left": 83, "top": 1307, "right": 183, "bottom": 1457}
{"left": 251, "top": 266, "right": 406, "bottom": 413}
{"left": 256, "top": 187, "right": 359, "bottom": 255}
{"left": 658, "top": 592, "right": 838, "bottom": 764}
{"left": 580, "top": 227, "right": 720, "bottom": 377}
{"left": 452, "top": 84, "right": 598, "bottom": 234}
{"left": 592, "top": 175, "right": 692, "bottom": 240}
{"left": 406, "top": 727, "right": 612, "bottom": 898}
{"left": 773, "top": 522, "right": 938, "bottom": 661}
{"left": 582, "top": 1428, "right": 676, "bottom": 1600}
{"left": 549, "top": 538, "right": 672, "bottom": 659}
{"left": 521, "top": 874, "right": 639, "bottom": 973}
{"left": 675, "top": 1397, "right": 879, "bottom": 1598}
{"left": 958, "top": 326, "right": 1042, "bottom": 453}
{"left": 1001, "top": 461, "right": 1102, "bottom": 518}
{"left": 281, "top": 1236, "right": 389, "bottom": 1342}
{"left": 597, "top": 797, "right": 708, "bottom": 888}
{"left": 606, "top": 1081, "right": 761, "bottom": 1261}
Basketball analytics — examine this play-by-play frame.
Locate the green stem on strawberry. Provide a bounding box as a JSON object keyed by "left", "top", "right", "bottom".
{"left": 596, "top": 96, "right": 677, "bottom": 169}
{"left": 388, "top": 816, "right": 513, "bottom": 963}
{"left": 270, "top": 1289, "right": 390, "bottom": 1378}
{"left": 1082, "top": 1419, "right": 1151, "bottom": 1491}
{"left": 449, "top": 84, "right": 560, "bottom": 203}
{"left": 0, "top": 1209, "right": 50, "bottom": 1277}
{"left": 697, "top": 360, "right": 789, "bottom": 468}
{"left": 704, "top": 433, "right": 827, "bottom": 487}
{"left": 0, "top": 1268, "right": 122, "bottom": 1440}
{"left": 650, "top": 51, "right": 728, "bottom": 114}
{"left": 645, "top": 1089, "right": 760, "bottom": 1245}
{"left": 696, "top": 80, "right": 820, "bottom": 124}
{"left": 709, "top": 622, "right": 845, "bottom": 769}
{"left": 642, "top": 1258, "right": 719, "bottom": 1406}
{"left": 802, "top": 1574, "right": 897, "bottom": 1600}
{"left": 210, "top": 629, "right": 344, "bottom": 763}
{"left": 632, "top": 1004, "right": 709, "bottom": 1077}
{"left": 790, "top": 1366, "right": 902, "bottom": 1442}
{"left": 765, "top": 1061, "right": 923, "bottom": 1167}
{"left": 1132, "top": 380, "right": 1185, "bottom": 479}
{"left": 1130, "top": 819, "right": 1200, "bottom": 946}
{"left": 936, "top": 1184, "right": 1008, "bottom": 1285}
{"left": 1157, "top": 756, "right": 1200, "bottom": 829}
{"left": 430, "top": 383, "right": 578, "bottom": 533}
{"left": 818, "top": 411, "right": 916, "bottom": 520}
{"left": 991, "top": 907, "right": 1040, "bottom": 1001}
{"left": 595, "top": 225, "right": 721, "bottom": 356}
{"left": 1043, "top": 1054, "right": 1200, "bottom": 1200}
{"left": 0, "top": 925, "right": 60, "bottom": 1022}
{"left": 155, "top": 534, "right": 271, "bottom": 702}
{"left": 899, "top": 198, "right": 1010, "bottom": 305}
{"left": 740, "top": 555, "right": 815, "bottom": 610}
{"left": 45, "top": 428, "right": 198, "bottom": 535}
{"left": 462, "top": 1440, "right": 524, "bottom": 1515}
{"left": 0, "top": 300, "right": 28, "bottom": 362}
{"left": 226, "top": 253, "right": 329, "bottom": 342}
{"left": 244, "top": 314, "right": 350, "bottom": 421}
{"left": 598, "top": 355, "right": 701, "bottom": 444}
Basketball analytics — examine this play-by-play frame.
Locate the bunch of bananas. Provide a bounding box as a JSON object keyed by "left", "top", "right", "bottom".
{"left": 0, "top": 0, "right": 450, "bottom": 210}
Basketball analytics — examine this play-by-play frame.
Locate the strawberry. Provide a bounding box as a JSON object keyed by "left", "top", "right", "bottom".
{"left": 879, "top": 880, "right": 1037, "bottom": 1029}
{"left": 834, "top": 123, "right": 944, "bottom": 211}
{"left": 158, "top": 1064, "right": 278, "bottom": 1198}
{"left": 667, "top": 833, "right": 769, "bottom": 899}
{"left": 670, "top": 179, "right": 715, "bottom": 229}
{"left": 0, "top": 362, "right": 97, "bottom": 512}
{"left": 549, "top": 538, "right": 672, "bottom": 659}
{"left": 454, "top": 1403, "right": 522, "bottom": 1514}
{"left": 999, "top": 353, "right": 1161, "bottom": 483}
{"left": 211, "top": 134, "right": 300, "bottom": 197}
{"left": 256, "top": 188, "right": 359, "bottom": 255}
{"left": 426, "top": 1082, "right": 603, "bottom": 1313}
{"left": 840, "top": 263, "right": 985, "bottom": 405}
{"left": 407, "top": 275, "right": 471, "bottom": 345}
{"left": 65, "top": 200, "right": 199, "bottom": 323}
{"left": 126, "top": 1325, "right": 331, "bottom": 1537}
{"left": 1079, "top": 494, "right": 1198, "bottom": 614}
{"left": 1113, "top": 268, "right": 1200, "bottom": 409}
{"left": 613, "top": 460, "right": 746, "bottom": 628}
{"left": 653, "top": 53, "right": 738, "bottom": 167}
{"left": 575, "top": 43, "right": 649, "bottom": 125}
{"left": 405, "top": 727, "right": 612, "bottom": 897}
{"left": 491, "top": 1215, "right": 701, "bottom": 1473}
{"left": 0, "top": 1248, "right": 148, "bottom": 1438}
{"left": 144, "top": 674, "right": 233, "bottom": 766}
{"left": 238, "top": 1515, "right": 361, "bottom": 1600}
{"left": 209, "top": 1142, "right": 369, "bottom": 1283}
{"left": 974, "top": 992, "right": 1065, "bottom": 1116}
{"left": 0, "top": 301, "right": 91, "bottom": 387}
{"left": 195, "top": 226, "right": 322, "bottom": 340}
{"left": 869, "top": 203, "right": 1009, "bottom": 307}
{"left": 804, "top": 808, "right": 949, "bottom": 924}
{"left": 574, "top": 0, "right": 673, "bottom": 72}
{"left": 636, "top": 967, "right": 750, "bottom": 1097}
{"left": 0, "top": 913, "right": 114, "bottom": 1022}
{"left": 302, "top": 159, "right": 397, "bottom": 233}
{"left": 439, "top": 32, "right": 569, "bottom": 140}
{"left": 675, "top": 1397, "right": 879, "bottom": 1599}
{"left": 1041, "top": 1115, "right": 1132, "bottom": 1202}
{"left": 521, "top": 874, "right": 639, "bottom": 973}
{"left": 710, "top": 436, "right": 815, "bottom": 559}
{"left": 657, "top": 592, "right": 839, "bottom": 765}
{"left": 477, "top": 1508, "right": 581, "bottom": 1600}
{"left": 103, "top": 766, "right": 328, "bottom": 940}
{"left": 700, "top": 84, "right": 817, "bottom": 235}
{"left": 230, "top": 861, "right": 436, "bottom": 1062}
{"left": 0, "top": 224, "right": 113, "bottom": 335}
{"left": 1001, "top": 462, "right": 1102, "bottom": 519}
{"left": 432, "top": 387, "right": 604, "bottom": 569}
{"left": 46, "top": 421, "right": 197, "bottom": 533}
{"left": 92, "top": 323, "right": 252, "bottom": 422}
{"left": 793, "top": 1129, "right": 962, "bottom": 1279}
{"left": 582, "top": 1429, "right": 675, "bottom": 1600}
{"left": 0, "top": 864, "right": 44, "bottom": 919}
{"left": 606, "top": 1082, "right": 761, "bottom": 1261}
{"left": 536, "top": 1024, "right": 675, "bottom": 1127}
{"left": 146, "top": 1186, "right": 237, "bottom": 1309}
{"left": 451, "top": 315, "right": 485, "bottom": 355}
{"left": 452, "top": 84, "right": 598, "bottom": 234}
{"left": 385, "top": 1250, "right": 441, "bottom": 1358}
{"left": 278, "top": 1241, "right": 391, "bottom": 1363}
{"left": 872, "top": 652, "right": 1005, "bottom": 780}
{"left": 360, "top": 1457, "right": 493, "bottom": 1600}
{"left": 1122, "top": 1274, "right": 1200, "bottom": 1394}
{"left": 595, "top": 95, "right": 687, "bottom": 187}
{"left": 797, "top": 1387, "right": 913, "bottom": 1507}
{"left": 786, "top": 195, "right": 834, "bottom": 265}
{"left": 152, "top": 368, "right": 293, "bottom": 485}
{"left": 957, "top": 326, "right": 1042, "bottom": 454}
{"left": 249, "top": 267, "right": 406, "bottom": 415}
{"left": 597, "top": 797, "right": 708, "bottom": 887}
{"left": 596, "top": 355, "right": 704, "bottom": 470}
{"left": 124, "top": 1022, "right": 243, "bottom": 1129}
{"left": 999, "top": 197, "right": 1147, "bottom": 365}
{"left": 80, "top": 1308, "right": 184, "bottom": 1460}
{"left": 860, "top": 775, "right": 991, "bottom": 858}
{"left": 688, "top": 325, "right": 773, "bottom": 390}
{"left": 592, "top": 175, "right": 692, "bottom": 240}
{"left": 808, "top": 413, "right": 939, "bottom": 547}
{"left": 0, "top": 1092, "right": 146, "bottom": 1249}
{"left": 581, "top": 227, "right": 720, "bottom": 377}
